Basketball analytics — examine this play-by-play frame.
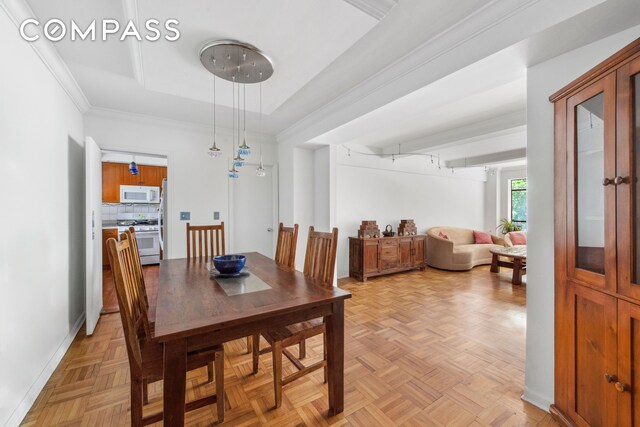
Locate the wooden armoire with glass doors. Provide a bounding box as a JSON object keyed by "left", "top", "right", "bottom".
{"left": 552, "top": 37, "right": 640, "bottom": 426}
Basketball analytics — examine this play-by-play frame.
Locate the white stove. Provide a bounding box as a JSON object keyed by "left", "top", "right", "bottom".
{"left": 117, "top": 213, "right": 160, "bottom": 265}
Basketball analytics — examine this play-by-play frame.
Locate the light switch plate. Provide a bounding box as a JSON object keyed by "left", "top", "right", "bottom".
{"left": 214, "top": 211, "right": 220, "bottom": 220}
{"left": 180, "top": 212, "right": 190, "bottom": 220}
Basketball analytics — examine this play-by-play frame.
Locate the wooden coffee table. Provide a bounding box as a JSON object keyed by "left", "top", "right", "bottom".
{"left": 490, "top": 246, "right": 527, "bottom": 285}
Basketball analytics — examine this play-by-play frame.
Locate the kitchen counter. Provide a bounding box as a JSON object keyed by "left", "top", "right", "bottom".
{"left": 103, "top": 221, "right": 119, "bottom": 229}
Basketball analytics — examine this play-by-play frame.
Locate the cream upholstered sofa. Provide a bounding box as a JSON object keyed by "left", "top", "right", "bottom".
{"left": 505, "top": 231, "right": 527, "bottom": 247}
{"left": 426, "top": 226, "right": 506, "bottom": 271}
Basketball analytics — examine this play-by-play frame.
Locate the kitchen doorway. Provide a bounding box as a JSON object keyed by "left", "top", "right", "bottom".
{"left": 100, "top": 150, "right": 168, "bottom": 314}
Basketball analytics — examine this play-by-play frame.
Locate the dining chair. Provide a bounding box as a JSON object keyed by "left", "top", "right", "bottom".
{"left": 246, "top": 223, "right": 299, "bottom": 354}
{"left": 122, "top": 227, "right": 148, "bottom": 310}
{"left": 122, "top": 227, "right": 216, "bottom": 402}
{"left": 251, "top": 226, "right": 339, "bottom": 408}
{"left": 186, "top": 222, "right": 225, "bottom": 259}
{"left": 107, "top": 238, "right": 225, "bottom": 425}
{"left": 274, "top": 223, "right": 299, "bottom": 270}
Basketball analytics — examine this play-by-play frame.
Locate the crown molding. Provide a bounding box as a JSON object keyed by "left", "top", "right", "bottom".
{"left": 0, "top": 0, "right": 90, "bottom": 113}
{"left": 86, "top": 107, "right": 277, "bottom": 143}
{"left": 342, "top": 0, "right": 398, "bottom": 21}
{"left": 121, "top": 0, "right": 145, "bottom": 86}
{"left": 277, "top": 0, "right": 547, "bottom": 146}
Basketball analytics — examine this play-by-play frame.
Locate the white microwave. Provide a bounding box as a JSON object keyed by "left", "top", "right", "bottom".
{"left": 120, "top": 185, "right": 160, "bottom": 204}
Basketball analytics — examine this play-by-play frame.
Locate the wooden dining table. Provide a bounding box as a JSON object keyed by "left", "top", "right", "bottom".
{"left": 152, "top": 252, "right": 352, "bottom": 426}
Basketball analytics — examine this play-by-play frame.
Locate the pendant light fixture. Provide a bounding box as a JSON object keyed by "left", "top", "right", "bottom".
{"left": 228, "top": 80, "right": 239, "bottom": 179}
{"left": 207, "top": 69, "right": 222, "bottom": 158}
{"left": 256, "top": 81, "right": 266, "bottom": 177}
{"left": 129, "top": 156, "right": 139, "bottom": 175}
{"left": 200, "top": 40, "right": 273, "bottom": 178}
{"left": 239, "top": 85, "right": 251, "bottom": 155}
{"left": 233, "top": 81, "right": 245, "bottom": 167}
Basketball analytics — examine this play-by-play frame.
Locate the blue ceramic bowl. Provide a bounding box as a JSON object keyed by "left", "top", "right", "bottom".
{"left": 213, "top": 254, "right": 246, "bottom": 275}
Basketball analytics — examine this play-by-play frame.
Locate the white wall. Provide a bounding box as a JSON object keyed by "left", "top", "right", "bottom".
{"left": 484, "top": 169, "right": 500, "bottom": 234}
{"left": 335, "top": 146, "right": 487, "bottom": 278}
{"left": 0, "top": 9, "right": 85, "bottom": 426}
{"left": 84, "top": 110, "right": 276, "bottom": 259}
{"left": 293, "top": 148, "right": 316, "bottom": 270}
{"left": 524, "top": 24, "right": 640, "bottom": 410}
{"left": 314, "top": 146, "right": 331, "bottom": 232}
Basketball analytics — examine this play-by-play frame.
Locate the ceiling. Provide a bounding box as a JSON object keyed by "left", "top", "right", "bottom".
{"left": 25, "top": 0, "right": 382, "bottom": 131}
{"left": 22, "top": 0, "right": 640, "bottom": 163}
{"left": 24, "top": 0, "right": 508, "bottom": 134}
{"left": 308, "top": 0, "right": 640, "bottom": 167}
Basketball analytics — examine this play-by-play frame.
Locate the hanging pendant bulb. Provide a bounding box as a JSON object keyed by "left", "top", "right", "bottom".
{"left": 256, "top": 155, "right": 266, "bottom": 177}
{"left": 208, "top": 141, "right": 222, "bottom": 158}
{"left": 233, "top": 151, "right": 245, "bottom": 168}
{"left": 129, "top": 155, "right": 139, "bottom": 175}
{"left": 208, "top": 73, "right": 222, "bottom": 158}
{"left": 239, "top": 85, "right": 251, "bottom": 155}
{"left": 228, "top": 161, "right": 239, "bottom": 179}
{"left": 233, "top": 81, "right": 245, "bottom": 167}
{"left": 256, "top": 82, "right": 266, "bottom": 178}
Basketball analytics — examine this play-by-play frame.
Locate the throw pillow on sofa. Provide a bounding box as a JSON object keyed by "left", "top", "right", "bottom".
{"left": 473, "top": 230, "right": 493, "bottom": 244}
{"left": 510, "top": 232, "right": 527, "bottom": 245}
{"left": 438, "top": 231, "right": 449, "bottom": 240}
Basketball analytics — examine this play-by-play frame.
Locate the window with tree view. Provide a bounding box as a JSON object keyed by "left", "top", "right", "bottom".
{"left": 510, "top": 178, "right": 527, "bottom": 230}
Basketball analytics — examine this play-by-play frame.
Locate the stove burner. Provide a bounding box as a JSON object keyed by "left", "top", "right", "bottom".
{"left": 116, "top": 219, "right": 159, "bottom": 227}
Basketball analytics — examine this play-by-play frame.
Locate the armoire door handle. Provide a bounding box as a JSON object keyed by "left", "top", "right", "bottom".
{"left": 604, "top": 373, "right": 617, "bottom": 383}
{"left": 614, "top": 176, "right": 629, "bottom": 185}
{"left": 615, "top": 382, "right": 629, "bottom": 393}
{"left": 602, "top": 178, "right": 614, "bottom": 186}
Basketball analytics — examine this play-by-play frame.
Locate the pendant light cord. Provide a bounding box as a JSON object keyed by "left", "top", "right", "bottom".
{"left": 213, "top": 75, "right": 216, "bottom": 142}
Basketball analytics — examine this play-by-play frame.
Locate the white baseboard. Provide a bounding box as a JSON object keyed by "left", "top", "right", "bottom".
{"left": 4, "top": 313, "right": 85, "bottom": 427}
{"left": 521, "top": 387, "right": 553, "bottom": 412}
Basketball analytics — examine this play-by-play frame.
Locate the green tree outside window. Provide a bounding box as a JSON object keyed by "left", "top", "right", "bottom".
{"left": 510, "top": 178, "right": 527, "bottom": 231}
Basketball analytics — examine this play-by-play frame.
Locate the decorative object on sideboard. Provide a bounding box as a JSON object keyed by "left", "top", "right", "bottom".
{"left": 357, "top": 220, "right": 380, "bottom": 239}
{"left": 382, "top": 224, "right": 395, "bottom": 237}
{"left": 200, "top": 40, "right": 273, "bottom": 178}
{"left": 398, "top": 219, "right": 417, "bottom": 236}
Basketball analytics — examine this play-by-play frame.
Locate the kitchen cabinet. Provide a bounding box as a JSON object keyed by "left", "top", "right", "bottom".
{"left": 349, "top": 235, "right": 427, "bottom": 281}
{"left": 102, "top": 162, "right": 123, "bottom": 203}
{"left": 102, "top": 162, "right": 167, "bottom": 203}
{"left": 551, "top": 37, "right": 640, "bottom": 427}
{"left": 102, "top": 228, "right": 119, "bottom": 268}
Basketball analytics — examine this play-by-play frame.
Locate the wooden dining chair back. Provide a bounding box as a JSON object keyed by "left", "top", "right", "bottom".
{"left": 186, "top": 222, "right": 225, "bottom": 259}
{"left": 107, "top": 237, "right": 225, "bottom": 425}
{"left": 120, "top": 228, "right": 149, "bottom": 309}
{"left": 274, "top": 223, "right": 299, "bottom": 270}
{"left": 106, "top": 238, "right": 149, "bottom": 374}
{"left": 303, "top": 226, "right": 339, "bottom": 287}
{"left": 252, "top": 226, "right": 339, "bottom": 408}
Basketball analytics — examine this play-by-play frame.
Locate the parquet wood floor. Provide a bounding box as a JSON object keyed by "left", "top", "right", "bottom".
{"left": 22, "top": 265, "right": 557, "bottom": 426}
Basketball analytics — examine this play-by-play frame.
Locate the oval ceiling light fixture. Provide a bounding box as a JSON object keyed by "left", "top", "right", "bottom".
{"left": 200, "top": 40, "right": 273, "bottom": 178}
{"left": 199, "top": 40, "right": 274, "bottom": 84}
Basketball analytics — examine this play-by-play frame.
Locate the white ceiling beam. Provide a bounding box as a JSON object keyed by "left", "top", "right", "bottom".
{"left": 380, "top": 109, "right": 526, "bottom": 155}
{"left": 445, "top": 148, "right": 527, "bottom": 168}
{"left": 278, "top": 0, "right": 606, "bottom": 147}
{"left": 342, "top": 0, "right": 398, "bottom": 21}
{"left": 121, "top": 0, "right": 145, "bottom": 86}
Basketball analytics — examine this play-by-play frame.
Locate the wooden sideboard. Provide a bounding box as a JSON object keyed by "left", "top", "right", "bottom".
{"left": 349, "top": 235, "right": 426, "bottom": 281}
